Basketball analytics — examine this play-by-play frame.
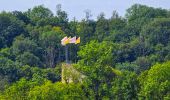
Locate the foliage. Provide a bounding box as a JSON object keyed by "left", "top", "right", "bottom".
{"left": 111, "top": 71, "right": 139, "bottom": 100}
{"left": 0, "top": 4, "right": 170, "bottom": 99}
{"left": 0, "top": 12, "right": 25, "bottom": 48}
{"left": 0, "top": 79, "right": 86, "bottom": 100}
{"left": 138, "top": 61, "right": 170, "bottom": 99}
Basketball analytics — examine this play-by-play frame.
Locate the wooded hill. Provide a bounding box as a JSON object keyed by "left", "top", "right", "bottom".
{"left": 0, "top": 4, "right": 170, "bottom": 99}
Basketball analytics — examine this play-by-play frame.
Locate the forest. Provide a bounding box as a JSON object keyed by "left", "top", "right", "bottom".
{"left": 0, "top": 4, "right": 170, "bottom": 100}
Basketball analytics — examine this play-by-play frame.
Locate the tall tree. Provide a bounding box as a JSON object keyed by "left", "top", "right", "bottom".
{"left": 95, "top": 12, "right": 109, "bottom": 41}
{"left": 76, "top": 40, "right": 120, "bottom": 99}
{"left": 0, "top": 12, "right": 25, "bottom": 48}
{"left": 40, "top": 29, "right": 64, "bottom": 68}
{"left": 26, "top": 5, "right": 53, "bottom": 25}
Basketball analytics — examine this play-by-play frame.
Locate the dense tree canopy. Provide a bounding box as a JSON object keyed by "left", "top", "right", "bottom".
{"left": 0, "top": 4, "right": 170, "bottom": 100}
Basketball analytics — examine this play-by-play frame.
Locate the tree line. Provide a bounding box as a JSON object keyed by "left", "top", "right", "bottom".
{"left": 0, "top": 4, "right": 170, "bottom": 99}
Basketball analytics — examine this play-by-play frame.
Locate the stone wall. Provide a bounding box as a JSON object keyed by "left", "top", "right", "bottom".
{"left": 61, "top": 63, "right": 85, "bottom": 83}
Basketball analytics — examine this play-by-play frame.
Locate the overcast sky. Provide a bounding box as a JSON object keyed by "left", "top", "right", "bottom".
{"left": 0, "top": 0, "right": 170, "bottom": 20}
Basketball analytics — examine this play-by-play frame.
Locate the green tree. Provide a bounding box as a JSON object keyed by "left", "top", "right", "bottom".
{"left": 0, "top": 78, "right": 40, "bottom": 100}
{"left": 40, "top": 30, "right": 64, "bottom": 68}
{"left": 56, "top": 4, "right": 69, "bottom": 29}
{"left": 95, "top": 12, "right": 109, "bottom": 42}
{"left": 26, "top": 5, "right": 53, "bottom": 25}
{"left": 0, "top": 12, "right": 25, "bottom": 48}
{"left": 0, "top": 75, "right": 9, "bottom": 91}
{"left": 12, "top": 36, "right": 43, "bottom": 67}
{"left": 0, "top": 57, "right": 19, "bottom": 82}
{"left": 28, "top": 82, "right": 86, "bottom": 100}
{"left": 138, "top": 61, "right": 170, "bottom": 99}
{"left": 111, "top": 71, "right": 139, "bottom": 100}
{"left": 12, "top": 11, "right": 31, "bottom": 24}
{"left": 125, "top": 4, "right": 168, "bottom": 39}
{"left": 76, "top": 40, "right": 121, "bottom": 99}
{"left": 109, "top": 11, "right": 126, "bottom": 32}
{"left": 78, "top": 40, "right": 113, "bottom": 66}
{"left": 77, "top": 20, "right": 95, "bottom": 44}
{"left": 115, "top": 62, "right": 140, "bottom": 74}
{"left": 16, "top": 52, "right": 42, "bottom": 67}
{"left": 142, "top": 18, "right": 170, "bottom": 46}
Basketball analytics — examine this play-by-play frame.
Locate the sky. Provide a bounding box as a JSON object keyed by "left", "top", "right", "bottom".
{"left": 0, "top": 0, "right": 170, "bottom": 21}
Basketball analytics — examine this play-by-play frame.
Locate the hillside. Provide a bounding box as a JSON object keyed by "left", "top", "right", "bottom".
{"left": 0, "top": 4, "right": 170, "bottom": 99}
